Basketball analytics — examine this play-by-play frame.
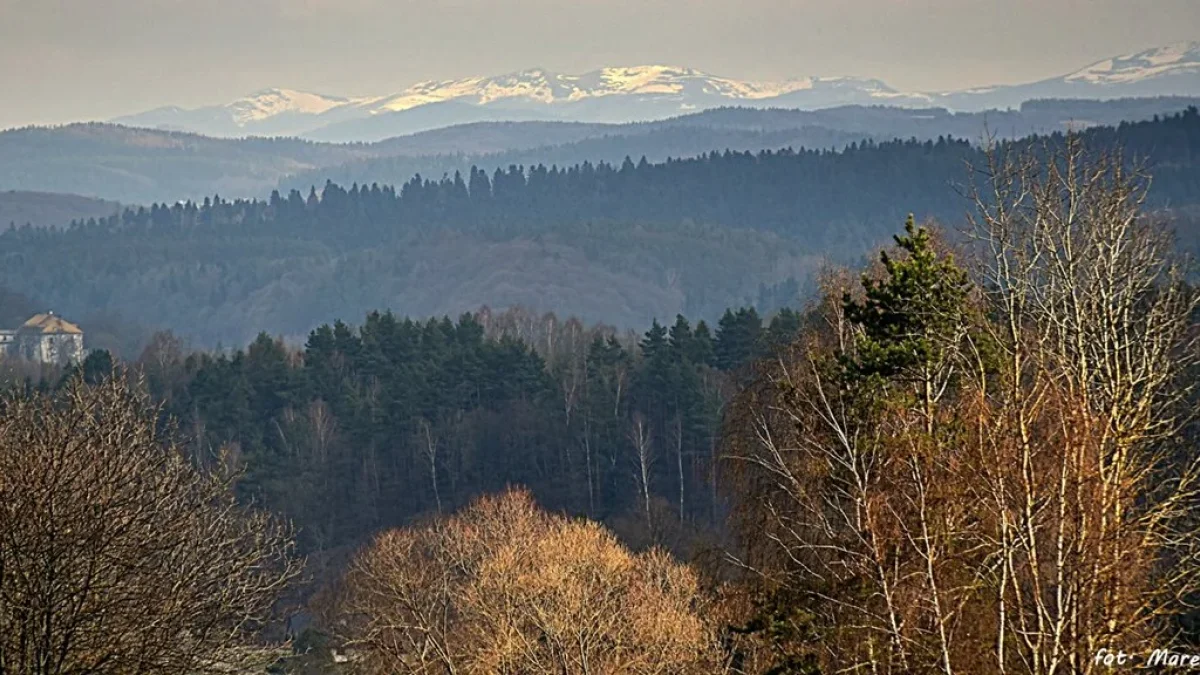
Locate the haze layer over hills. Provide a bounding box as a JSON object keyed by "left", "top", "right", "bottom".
{"left": 5, "top": 97, "right": 1198, "bottom": 208}
{"left": 3, "top": 110, "right": 1199, "bottom": 347}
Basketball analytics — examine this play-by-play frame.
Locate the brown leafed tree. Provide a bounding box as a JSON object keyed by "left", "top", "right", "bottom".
{"left": 339, "top": 488, "right": 727, "bottom": 674}
{"left": 0, "top": 373, "right": 300, "bottom": 674}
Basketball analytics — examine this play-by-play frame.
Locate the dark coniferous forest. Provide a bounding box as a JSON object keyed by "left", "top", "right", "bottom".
{"left": 114, "top": 305, "right": 784, "bottom": 557}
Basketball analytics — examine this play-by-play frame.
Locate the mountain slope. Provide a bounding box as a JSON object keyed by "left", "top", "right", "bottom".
{"left": 943, "top": 42, "right": 1200, "bottom": 110}
{"left": 112, "top": 89, "right": 373, "bottom": 138}
{"left": 0, "top": 123, "right": 382, "bottom": 203}
{"left": 0, "top": 191, "right": 121, "bottom": 228}
{"left": 1064, "top": 42, "right": 1200, "bottom": 86}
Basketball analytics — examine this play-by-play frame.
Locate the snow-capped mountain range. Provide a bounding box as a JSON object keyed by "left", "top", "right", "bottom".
{"left": 114, "top": 42, "right": 1200, "bottom": 142}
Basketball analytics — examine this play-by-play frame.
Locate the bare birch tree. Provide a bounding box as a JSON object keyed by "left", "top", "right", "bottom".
{"left": 629, "top": 413, "right": 655, "bottom": 533}
{"left": 963, "top": 137, "right": 1200, "bottom": 674}
{"left": 721, "top": 139, "right": 1200, "bottom": 674}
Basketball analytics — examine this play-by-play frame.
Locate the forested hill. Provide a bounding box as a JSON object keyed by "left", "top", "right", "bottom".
{"left": 66, "top": 108, "right": 1200, "bottom": 242}
{"left": 2, "top": 109, "right": 1199, "bottom": 347}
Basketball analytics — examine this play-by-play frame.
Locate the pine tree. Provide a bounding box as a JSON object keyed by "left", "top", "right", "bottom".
{"left": 842, "top": 215, "right": 969, "bottom": 384}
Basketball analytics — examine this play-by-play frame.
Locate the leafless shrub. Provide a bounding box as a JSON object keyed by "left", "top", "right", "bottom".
{"left": 0, "top": 373, "right": 301, "bottom": 674}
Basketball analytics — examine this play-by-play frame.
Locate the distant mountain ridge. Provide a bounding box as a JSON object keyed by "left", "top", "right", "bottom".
{"left": 111, "top": 42, "right": 1200, "bottom": 141}
{"left": 116, "top": 65, "right": 901, "bottom": 141}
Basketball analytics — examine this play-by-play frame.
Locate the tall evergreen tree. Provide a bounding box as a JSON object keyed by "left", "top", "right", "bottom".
{"left": 842, "top": 215, "right": 969, "bottom": 384}
{"left": 714, "top": 308, "right": 763, "bottom": 372}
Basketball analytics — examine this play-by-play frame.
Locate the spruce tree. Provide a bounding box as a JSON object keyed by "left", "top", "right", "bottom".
{"left": 841, "top": 216, "right": 973, "bottom": 436}
{"left": 668, "top": 314, "right": 694, "bottom": 363}
{"left": 715, "top": 308, "right": 763, "bottom": 372}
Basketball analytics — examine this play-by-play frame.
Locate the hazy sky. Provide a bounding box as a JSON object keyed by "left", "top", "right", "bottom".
{"left": 1, "top": 0, "right": 1198, "bottom": 129}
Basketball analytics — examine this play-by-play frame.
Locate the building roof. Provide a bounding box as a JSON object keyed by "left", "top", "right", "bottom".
{"left": 18, "top": 313, "right": 83, "bottom": 335}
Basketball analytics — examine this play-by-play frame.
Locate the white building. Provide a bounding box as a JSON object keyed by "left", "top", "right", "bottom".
{"left": 0, "top": 313, "right": 85, "bottom": 365}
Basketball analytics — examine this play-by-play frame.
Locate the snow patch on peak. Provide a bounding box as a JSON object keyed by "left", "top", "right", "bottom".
{"left": 598, "top": 65, "right": 696, "bottom": 84}
{"left": 1065, "top": 41, "right": 1200, "bottom": 85}
{"left": 229, "top": 88, "right": 359, "bottom": 124}
{"left": 366, "top": 65, "right": 899, "bottom": 112}
{"left": 121, "top": 64, "right": 920, "bottom": 136}
{"left": 1120, "top": 41, "right": 1200, "bottom": 66}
